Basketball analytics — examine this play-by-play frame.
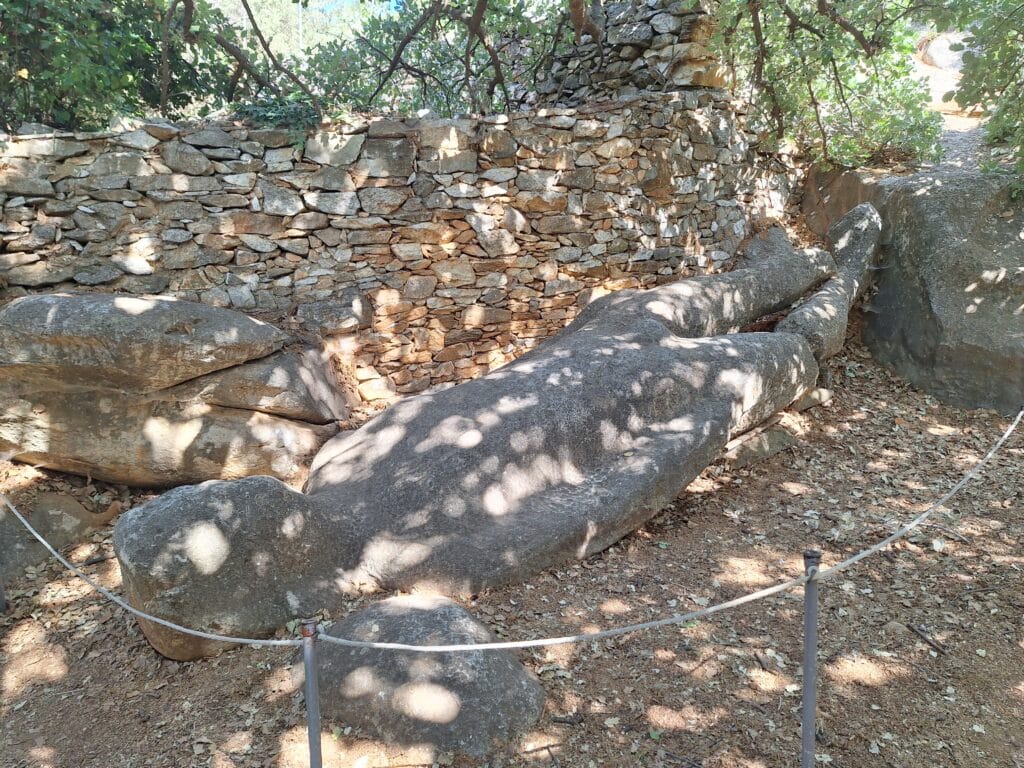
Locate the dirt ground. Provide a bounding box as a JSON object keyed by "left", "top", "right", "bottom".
{"left": 2, "top": 315, "right": 1022, "bottom": 768}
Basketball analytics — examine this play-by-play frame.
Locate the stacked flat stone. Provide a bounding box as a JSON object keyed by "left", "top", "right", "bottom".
{"left": 0, "top": 92, "right": 793, "bottom": 405}
{"left": 538, "top": 0, "right": 727, "bottom": 105}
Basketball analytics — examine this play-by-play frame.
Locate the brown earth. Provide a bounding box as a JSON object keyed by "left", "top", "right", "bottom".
{"left": 2, "top": 316, "right": 1022, "bottom": 768}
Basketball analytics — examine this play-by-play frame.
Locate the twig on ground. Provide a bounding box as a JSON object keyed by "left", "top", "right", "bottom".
{"left": 906, "top": 623, "right": 948, "bottom": 654}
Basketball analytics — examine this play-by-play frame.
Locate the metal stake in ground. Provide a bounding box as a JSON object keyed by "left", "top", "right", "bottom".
{"left": 301, "top": 619, "right": 323, "bottom": 768}
{"left": 801, "top": 550, "right": 822, "bottom": 768}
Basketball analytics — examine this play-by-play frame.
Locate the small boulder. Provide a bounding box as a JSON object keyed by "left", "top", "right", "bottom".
{"left": 311, "top": 596, "right": 544, "bottom": 756}
{"left": 114, "top": 476, "right": 326, "bottom": 659}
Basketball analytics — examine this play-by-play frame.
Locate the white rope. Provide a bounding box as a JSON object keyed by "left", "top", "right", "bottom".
{"left": 0, "top": 494, "right": 302, "bottom": 648}
{"left": 316, "top": 573, "right": 812, "bottom": 652}
{"left": 817, "top": 406, "right": 1023, "bottom": 580}
{"left": 3, "top": 407, "right": 1020, "bottom": 654}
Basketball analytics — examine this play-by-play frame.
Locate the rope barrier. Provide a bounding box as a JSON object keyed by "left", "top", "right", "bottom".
{"left": 316, "top": 572, "right": 813, "bottom": 652}
{"left": 0, "top": 494, "right": 302, "bottom": 648}
{"left": 3, "top": 407, "right": 1021, "bottom": 654}
{"left": 817, "top": 405, "right": 1023, "bottom": 580}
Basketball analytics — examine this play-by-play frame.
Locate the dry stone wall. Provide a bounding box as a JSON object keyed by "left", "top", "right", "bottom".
{"left": 538, "top": 0, "right": 727, "bottom": 105}
{"left": 0, "top": 91, "right": 793, "bottom": 403}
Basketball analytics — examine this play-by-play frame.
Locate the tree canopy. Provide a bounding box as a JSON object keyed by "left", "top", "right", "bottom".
{"left": 1, "top": 0, "right": 1021, "bottom": 170}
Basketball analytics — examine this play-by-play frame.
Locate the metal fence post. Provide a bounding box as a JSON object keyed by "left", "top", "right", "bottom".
{"left": 301, "top": 619, "right": 323, "bottom": 768}
{"left": 801, "top": 549, "right": 822, "bottom": 768}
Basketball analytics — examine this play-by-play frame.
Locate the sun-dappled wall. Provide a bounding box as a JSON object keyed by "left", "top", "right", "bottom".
{"left": 0, "top": 90, "right": 794, "bottom": 403}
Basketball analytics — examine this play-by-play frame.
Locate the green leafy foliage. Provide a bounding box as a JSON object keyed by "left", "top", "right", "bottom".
{"left": 0, "top": 0, "right": 233, "bottom": 130}
{"left": 232, "top": 96, "right": 321, "bottom": 128}
{"left": 928, "top": 1, "right": 1024, "bottom": 173}
{"left": 290, "top": 0, "right": 567, "bottom": 115}
{"left": 714, "top": 1, "right": 942, "bottom": 167}
{"left": 7, "top": 0, "right": 1024, "bottom": 175}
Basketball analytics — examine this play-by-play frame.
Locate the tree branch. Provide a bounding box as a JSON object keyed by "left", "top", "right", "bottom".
{"left": 531, "top": 11, "right": 570, "bottom": 87}
{"left": 747, "top": 0, "right": 785, "bottom": 139}
{"left": 237, "top": 0, "right": 323, "bottom": 113}
{"left": 357, "top": 33, "right": 453, "bottom": 113}
{"left": 213, "top": 32, "right": 282, "bottom": 96}
{"left": 442, "top": 5, "right": 512, "bottom": 111}
{"left": 366, "top": 0, "right": 444, "bottom": 106}
{"left": 815, "top": 0, "right": 878, "bottom": 56}
{"left": 160, "top": 0, "right": 181, "bottom": 112}
{"left": 178, "top": 0, "right": 281, "bottom": 98}
{"left": 775, "top": 0, "right": 825, "bottom": 39}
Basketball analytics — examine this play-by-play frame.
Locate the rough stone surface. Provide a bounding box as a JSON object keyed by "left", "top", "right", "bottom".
{"left": 575, "top": 227, "right": 835, "bottom": 337}
{"left": 113, "top": 250, "right": 821, "bottom": 656}
{"left": 113, "top": 476, "right": 325, "bottom": 658}
{"left": 295, "top": 293, "right": 372, "bottom": 336}
{"left": 0, "top": 492, "right": 119, "bottom": 580}
{"left": 723, "top": 426, "right": 798, "bottom": 469}
{"left": 804, "top": 167, "right": 1024, "bottom": 413}
{"left": 160, "top": 348, "right": 351, "bottom": 424}
{"left": 2, "top": 82, "right": 796, "bottom": 404}
{"left": 0, "top": 293, "right": 289, "bottom": 392}
{"left": 310, "top": 596, "right": 545, "bottom": 756}
{"left": 0, "top": 294, "right": 347, "bottom": 485}
{"left": 539, "top": 1, "right": 726, "bottom": 104}
{"left": 160, "top": 142, "right": 212, "bottom": 176}
{"left": 775, "top": 203, "right": 882, "bottom": 363}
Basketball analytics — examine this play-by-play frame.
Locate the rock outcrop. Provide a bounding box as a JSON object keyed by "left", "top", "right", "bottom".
{"left": 804, "top": 166, "right": 1024, "bottom": 414}
{"left": 776, "top": 203, "right": 882, "bottom": 364}
{"left": 114, "top": 230, "right": 828, "bottom": 659}
{"left": 0, "top": 294, "right": 349, "bottom": 486}
{"left": 305, "top": 596, "right": 545, "bottom": 756}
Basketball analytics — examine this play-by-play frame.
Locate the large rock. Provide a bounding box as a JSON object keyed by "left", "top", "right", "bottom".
{"left": 305, "top": 330, "right": 815, "bottom": 595}
{"left": 310, "top": 596, "right": 544, "bottom": 756}
{"left": 576, "top": 227, "right": 835, "bottom": 337}
{"left": 804, "top": 166, "right": 1024, "bottom": 413}
{"left": 0, "top": 294, "right": 348, "bottom": 486}
{"left": 0, "top": 390, "right": 336, "bottom": 487}
{"left": 115, "top": 242, "right": 824, "bottom": 657}
{"left": 0, "top": 293, "right": 289, "bottom": 392}
{"left": 114, "top": 477, "right": 326, "bottom": 658}
{"left": 776, "top": 203, "right": 882, "bottom": 363}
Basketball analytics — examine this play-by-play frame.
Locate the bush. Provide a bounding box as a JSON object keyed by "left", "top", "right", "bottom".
{"left": 0, "top": 0, "right": 231, "bottom": 130}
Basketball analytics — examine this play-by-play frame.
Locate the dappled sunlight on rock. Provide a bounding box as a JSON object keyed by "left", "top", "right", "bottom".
{"left": 111, "top": 296, "right": 161, "bottom": 315}
{"left": 142, "top": 414, "right": 205, "bottom": 471}
{"left": 182, "top": 521, "right": 231, "bottom": 576}
{"left": 391, "top": 682, "right": 461, "bottom": 724}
